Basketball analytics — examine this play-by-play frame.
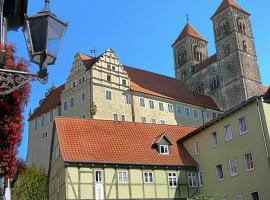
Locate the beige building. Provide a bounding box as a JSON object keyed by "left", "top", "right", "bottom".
{"left": 27, "top": 49, "right": 221, "bottom": 170}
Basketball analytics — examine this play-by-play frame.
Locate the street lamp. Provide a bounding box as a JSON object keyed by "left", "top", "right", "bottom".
{"left": 0, "top": 0, "right": 68, "bottom": 96}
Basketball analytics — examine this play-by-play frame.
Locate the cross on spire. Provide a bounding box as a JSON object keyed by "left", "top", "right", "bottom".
{"left": 185, "top": 14, "right": 190, "bottom": 24}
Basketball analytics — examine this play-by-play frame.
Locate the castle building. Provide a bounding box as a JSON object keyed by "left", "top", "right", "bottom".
{"left": 173, "top": 0, "right": 262, "bottom": 111}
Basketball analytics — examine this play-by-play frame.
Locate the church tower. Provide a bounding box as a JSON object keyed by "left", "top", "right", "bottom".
{"left": 172, "top": 23, "right": 208, "bottom": 81}
{"left": 212, "top": 0, "right": 262, "bottom": 110}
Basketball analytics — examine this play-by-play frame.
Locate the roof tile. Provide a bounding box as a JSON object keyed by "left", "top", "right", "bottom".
{"left": 212, "top": 0, "right": 249, "bottom": 18}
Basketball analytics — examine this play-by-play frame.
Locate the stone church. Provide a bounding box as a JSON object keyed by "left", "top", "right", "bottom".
{"left": 173, "top": 0, "right": 262, "bottom": 111}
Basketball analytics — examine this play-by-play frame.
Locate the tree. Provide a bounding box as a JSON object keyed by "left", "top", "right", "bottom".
{"left": 12, "top": 165, "right": 48, "bottom": 200}
{"left": 188, "top": 196, "right": 213, "bottom": 200}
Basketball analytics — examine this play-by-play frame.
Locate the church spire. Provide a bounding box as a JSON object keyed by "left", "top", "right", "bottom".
{"left": 212, "top": 0, "right": 250, "bottom": 18}
{"left": 172, "top": 23, "right": 206, "bottom": 47}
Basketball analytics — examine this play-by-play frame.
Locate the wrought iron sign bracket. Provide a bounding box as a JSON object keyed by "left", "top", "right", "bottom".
{"left": 0, "top": 68, "right": 47, "bottom": 96}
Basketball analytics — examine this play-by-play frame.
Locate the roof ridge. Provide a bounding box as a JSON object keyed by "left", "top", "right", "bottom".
{"left": 212, "top": 0, "right": 249, "bottom": 18}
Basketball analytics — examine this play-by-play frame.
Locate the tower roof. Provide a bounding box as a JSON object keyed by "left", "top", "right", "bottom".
{"left": 212, "top": 0, "right": 250, "bottom": 18}
{"left": 172, "top": 23, "right": 206, "bottom": 47}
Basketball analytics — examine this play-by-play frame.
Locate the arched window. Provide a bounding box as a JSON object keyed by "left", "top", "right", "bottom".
{"left": 178, "top": 51, "right": 187, "bottom": 65}
{"left": 193, "top": 46, "right": 203, "bottom": 62}
{"left": 237, "top": 18, "right": 247, "bottom": 35}
{"left": 243, "top": 41, "right": 247, "bottom": 52}
{"left": 224, "top": 44, "right": 230, "bottom": 55}
{"left": 219, "top": 20, "right": 230, "bottom": 37}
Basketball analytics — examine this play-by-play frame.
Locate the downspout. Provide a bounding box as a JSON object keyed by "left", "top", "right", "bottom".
{"left": 256, "top": 98, "right": 270, "bottom": 162}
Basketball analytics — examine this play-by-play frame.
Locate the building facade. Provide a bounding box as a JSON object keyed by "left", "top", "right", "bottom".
{"left": 181, "top": 96, "right": 270, "bottom": 200}
{"left": 173, "top": 0, "right": 262, "bottom": 111}
{"left": 49, "top": 118, "right": 199, "bottom": 200}
{"left": 27, "top": 49, "right": 221, "bottom": 170}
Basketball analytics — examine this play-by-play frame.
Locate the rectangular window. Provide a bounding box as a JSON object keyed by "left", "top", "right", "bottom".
{"left": 81, "top": 93, "right": 86, "bottom": 101}
{"left": 160, "top": 145, "right": 169, "bottom": 155}
{"left": 50, "top": 111, "right": 54, "bottom": 122}
{"left": 212, "top": 113, "right": 217, "bottom": 119}
{"left": 82, "top": 113, "right": 86, "bottom": 118}
{"left": 151, "top": 118, "right": 156, "bottom": 124}
{"left": 35, "top": 119, "right": 38, "bottom": 129}
{"left": 140, "top": 98, "right": 145, "bottom": 107}
{"left": 224, "top": 124, "right": 233, "bottom": 141}
{"left": 238, "top": 116, "right": 248, "bottom": 135}
{"left": 185, "top": 107, "right": 190, "bottom": 118}
{"left": 95, "top": 170, "right": 103, "bottom": 183}
{"left": 159, "top": 102, "right": 164, "bottom": 111}
{"left": 168, "top": 172, "right": 178, "bottom": 187}
{"left": 57, "top": 107, "right": 61, "bottom": 116}
{"left": 187, "top": 172, "right": 197, "bottom": 188}
{"left": 121, "top": 115, "right": 126, "bottom": 121}
{"left": 160, "top": 120, "right": 165, "bottom": 124}
{"left": 64, "top": 101, "right": 68, "bottom": 111}
{"left": 211, "top": 132, "right": 219, "bottom": 147}
{"left": 118, "top": 171, "right": 128, "bottom": 184}
{"left": 149, "top": 100, "right": 155, "bottom": 109}
{"left": 168, "top": 104, "right": 174, "bottom": 113}
{"left": 70, "top": 97, "right": 74, "bottom": 107}
{"left": 107, "top": 75, "right": 111, "bottom": 82}
{"left": 122, "top": 79, "right": 127, "bottom": 86}
{"left": 40, "top": 115, "right": 45, "bottom": 127}
{"left": 176, "top": 105, "right": 182, "bottom": 116}
{"left": 194, "top": 141, "right": 199, "bottom": 156}
{"left": 125, "top": 95, "right": 131, "bottom": 104}
{"left": 250, "top": 191, "right": 260, "bottom": 200}
{"left": 233, "top": 195, "right": 243, "bottom": 200}
{"left": 141, "top": 116, "right": 147, "bottom": 123}
{"left": 198, "top": 171, "right": 203, "bottom": 187}
{"left": 113, "top": 114, "right": 118, "bottom": 121}
{"left": 207, "top": 112, "right": 212, "bottom": 119}
{"left": 144, "top": 171, "right": 154, "bottom": 183}
{"left": 216, "top": 164, "right": 224, "bottom": 181}
{"left": 245, "top": 152, "right": 254, "bottom": 171}
{"left": 193, "top": 109, "right": 199, "bottom": 119}
{"left": 106, "top": 91, "right": 112, "bottom": 100}
{"left": 229, "top": 157, "right": 239, "bottom": 176}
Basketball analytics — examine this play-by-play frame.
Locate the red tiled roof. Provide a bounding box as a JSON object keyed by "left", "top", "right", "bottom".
{"left": 172, "top": 23, "right": 206, "bottom": 46}
{"left": 212, "top": 0, "right": 250, "bottom": 18}
{"left": 194, "top": 54, "right": 217, "bottom": 73}
{"left": 262, "top": 86, "right": 269, "bottom": 94}
{"left": 78, "top": 53, "right": 100, "bottom": 70}
{"left": 54, "top": 118, "right": 197, "bottom": 166}
{"left": 124, "top": 66, "right": 220, "bottom": 111}
{"left": 29, "top": 85, "right": 65, "bottom": 120}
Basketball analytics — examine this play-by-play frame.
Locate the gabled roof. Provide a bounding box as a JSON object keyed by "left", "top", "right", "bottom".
{"left": 124, "top": 66, "right": 220, "bottom": 111}
{"left": 152, "top": 133, "right": 173, "bottom": 145}
{"left": 54, "top": 117, "right": 197, "bottom": 166}
{"left": 194, "top": 54, "right": 217, "bottom": 74}
{"left": 212, "top": 0, "right": 250, "bottom": 19}
{"left": 29, "top": 85, "right": 65, "bottom": 120}
{"left": 78, "top": 53, "right": 100, "bottom": 70}
{"left": 172, "top": 23, "right": 207, "bottom": 47}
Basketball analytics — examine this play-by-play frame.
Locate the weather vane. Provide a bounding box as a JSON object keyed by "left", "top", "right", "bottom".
{"left": 186, "top": 14, "right": 189, "bottom": 24}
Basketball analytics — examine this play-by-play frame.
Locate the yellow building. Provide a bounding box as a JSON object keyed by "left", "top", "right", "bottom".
{"left": 49, "top": 118, "right": 200, "bottom": 200}
{"left": 181, "top": 95, "right": 270, "bottom": 200}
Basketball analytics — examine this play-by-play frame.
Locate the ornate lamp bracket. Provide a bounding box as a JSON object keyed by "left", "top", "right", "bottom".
{"left": 0, "top": 68, "right": 47, "bottom": 96}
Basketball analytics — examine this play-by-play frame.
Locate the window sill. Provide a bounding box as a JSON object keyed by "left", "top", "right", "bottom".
{"left": 240, "top": 131, "right": 248, "bottom": 136}
{"left": 217, "top": 178, "right": 224, "bottom": 182}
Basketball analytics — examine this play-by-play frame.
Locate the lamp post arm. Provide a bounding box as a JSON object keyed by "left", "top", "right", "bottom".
{"left": 0, "top": 68, "right": 47, "bottom": 96}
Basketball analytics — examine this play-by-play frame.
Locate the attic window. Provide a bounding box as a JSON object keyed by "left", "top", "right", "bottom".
{"left": 160, "top": 145, "right": 169, "bottom": 155}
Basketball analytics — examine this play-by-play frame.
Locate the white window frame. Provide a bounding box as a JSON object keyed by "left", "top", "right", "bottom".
{"left": 168, "top": 104, "right": 174, "bottom": 113}
{"left": 233, "top": 194, "right": 243, "bottom": 200}
{"left": 105, "top": 90, "right": 112, "bottom": 101}
{"left": 224, "top": 123, "right": 233, "bottom": 142}
{"left": 149, "top": 100, "right": 155, "bottom": 109}
{"left": 193, "top": 109, "right": 199, "bottom": 119}
{"left": 198, "top": 171, "right": 203, "bottom": 187}
{"left": 125, "top": 95, "right": 131, "bottom": 105}
{"left": 216, "top": 164, "right": 224, "bottom": 181}
{"left": 94, "top": 170, "right": 103, "bottom": 183}
{"left": 194, "top": 140, "right": 199, "bottom": 156}
{"left": 81, "top": 92, "right": 86, "bottom": 101}
{"left": 185, "top": 107, "right": 190, "bottom": 118}
{"left": 176, "top": 105, "right": 182, "bottom": 116}
{"left": 113, "top": 113, "right": 118, "bottom": 121}
{"left": 211, "top": 131, "right": 219, "bottom": 147}
{"left": 159, "top": 102, "right": 164, "bottom": 111}
{"left": 121, "top": 114, "right": 126, "bottom": 121}
{"left": 244, "top": 152, "right": 255, "bottom": 171}
{"left": 139, "top": 98, "right": 145, "bottom": 108}
{"left": 117, "top": 170, "right": 128, "bottom": 184}
{"left": 238, "top": 116, "right": 248, "bottom": 135}
{"left": 229, "top": 157, "right": 239, "bottom": 177}
{"left": 151, "top": 118, "right": 156, "bottom": 124}
{"left": 187, "top": 172, "right": 197, "bottom": 188}
{"left": 159, "top": 145, "right": 169, "bottom": 155}
{"left": 143, "top": 171, "right": 154, "bottom": 184}
{"left": 141, "top": 116, "right": 147, "bottom": 123}
{"left": 167, "top": 171, "right": 178, "bottom": 187}
{"left": 160, "top": 120, "right": 166, "bottom": 124}
{"left": 250, "top": 191, "right": 260, "bottom": 200}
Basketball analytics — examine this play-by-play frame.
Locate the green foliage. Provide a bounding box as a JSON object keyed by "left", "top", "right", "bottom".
{"left": 12, "top": 165, "right": 48, "bottom": 200}
{"left": 188, "top": 195, "right": 213, "bottom": 200}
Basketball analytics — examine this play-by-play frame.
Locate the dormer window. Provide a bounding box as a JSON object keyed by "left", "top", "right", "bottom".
{"left": 160, "top": 145, "right": 169, "bottom": 155}
{"left": 152, "top": 133, "right": 173, "bottom": 155}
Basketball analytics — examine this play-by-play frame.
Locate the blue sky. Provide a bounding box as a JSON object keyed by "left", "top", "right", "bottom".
{"left": 7, "top": 0, "right": 270, "bottom": 160}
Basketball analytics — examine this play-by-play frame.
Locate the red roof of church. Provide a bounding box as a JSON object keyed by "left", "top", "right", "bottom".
{"left": 172, "top": 23, "right": 206, "bottom": 46}
{"left": 194, "top": 54, "right": 217, "bottom": 73}
{"left": 212, "top": 0, "right": 250, "bottom": 18}
{"left": 54, "top": 117, "right": 197, "bottom": 166}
